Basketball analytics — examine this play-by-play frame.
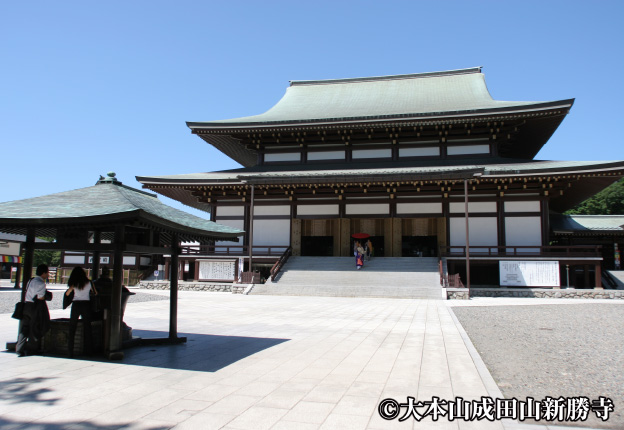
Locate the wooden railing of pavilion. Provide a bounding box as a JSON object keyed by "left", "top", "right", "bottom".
{"left": 270, "top": 247, "right": 292, "bottom": 282}
{"left": 179, "top": 245, "right": 289, "bottom": 257}
{"left": 439, "top": 245, "right": 602, "bottom": 258}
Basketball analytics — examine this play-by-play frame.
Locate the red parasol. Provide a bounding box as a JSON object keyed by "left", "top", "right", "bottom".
{"left": 351, "top": 233, "right": 370, "bottom": 239}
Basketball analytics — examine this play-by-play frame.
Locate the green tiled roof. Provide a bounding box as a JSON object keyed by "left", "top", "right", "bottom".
{"left": 188, "top": 68, "right": 573, "bottom": 127}
{"left": 551, "top": 214, "right": 624, "bottom": 234}
{"left": 0, "top": 174, "right": 243, "bottom": 239}
{"left": 139, "top": 159, "right": 624, "bottom": 184}
{"left": 137, "top": 159, "right": 624, "bottom": 214}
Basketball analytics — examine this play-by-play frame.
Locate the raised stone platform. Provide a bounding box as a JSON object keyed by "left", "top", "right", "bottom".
{"left": 447, "top": 287, "right": 624, "bottom": 300}
{"left": 138, "top": 281, "right": 250, "bottom": 294}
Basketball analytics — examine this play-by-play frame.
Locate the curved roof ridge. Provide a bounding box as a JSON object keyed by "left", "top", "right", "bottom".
{"left": 290, "top": 67, "right": 483, "bottom": 86}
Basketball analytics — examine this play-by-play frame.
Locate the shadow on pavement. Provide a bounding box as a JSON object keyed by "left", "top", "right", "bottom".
{"left": 117, "top": 330, "right": 289, "bottom": 372}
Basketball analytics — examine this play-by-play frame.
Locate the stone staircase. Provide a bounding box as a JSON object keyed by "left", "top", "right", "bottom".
{"left": 250, "top": 256, "right": 443, "bottom": 299}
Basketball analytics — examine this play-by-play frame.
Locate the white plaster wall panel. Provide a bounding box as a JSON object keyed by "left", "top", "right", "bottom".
{"left": 253, "top": 219, "right": 290, "bottom": 246}
{"left": 352, "top": 149, "right": 392, "bottom": 159}
{"left": 396, "top": 202, "right": 443, "bottom": 214}
{"left": 345, "top": 204, "right": 390, "bottom": 215}
{"left": 140, "top": 256, "right": 151, "bottom": 266}
{"left": 123, "top": 256, "right": 136, "bottom": 266}
{"left": 504, "top": 201, "right": 541, "bottom": 213}
{"left": 216, "top": 219, "right": 244, "bottom": 245}
{"left": 64, "top": 255, "right": 85, "bottom": 264}
{"left": 447, "top": 144, "right": 490, "bottom": 155}
{"left": 264, "top": 152, "right": 301, "bottom": 162}
{"left": 505, "top": 216, "right": 542, "bottom": 246}
{"left": 399, "top": 147, "right": 440, "bottom": 157}
{"left": 307, "top": 151, "right": 346, "bottom": 161}
{"left": 297, "top": 204, "right": 340, "bottom": 216}
{"left": 0, "top": 242, "right": 20, "bottom": 255}
{"left": 449, "top": 217, "right": 498, "bottom": 247}
{"left": 216, "top": 206, "right": 245, "bottom": 217}
{"left": 449, "top": 202, "right": 497, "bottom": 213}
{"left": 254, "top": 205, "right": 290, "bottom": 216}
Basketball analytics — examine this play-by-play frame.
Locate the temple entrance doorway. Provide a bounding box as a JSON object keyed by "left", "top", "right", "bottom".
{"left": 402, "top": 235, "right": 438, "bottom": 257}
{"left": 350, "top": 219, "right": 386, "bottom": 257}
{"left": 400, "top": 218, "right": 445, "bottom": 258}
{"left": 297, "top": 219, "right": 341, "bottom": 256}
{"left": 301, "top": 236, "right": 334, "bottom": 256}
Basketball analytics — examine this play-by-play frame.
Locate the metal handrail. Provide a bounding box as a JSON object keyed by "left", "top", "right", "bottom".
{"left": 270, "top": 247, "right": 292, "bottom": 282}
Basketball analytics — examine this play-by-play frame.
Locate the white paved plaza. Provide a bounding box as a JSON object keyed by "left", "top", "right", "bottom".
{"left": 0, "top": 288, "right": 610, "bottom": 429}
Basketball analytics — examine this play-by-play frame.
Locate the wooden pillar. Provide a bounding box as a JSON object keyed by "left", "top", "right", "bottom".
{"left": 109, "top": 225, "right": 125, "bottom": 358}
{"left": 170, "top": 233, "right": 180, "bottom": 340}
{"left": 594, "top": 261, "right": 603, "bottom": 289}
{"left": 92, "top": 231, "right": 101, "bottom": 281}
{"left": 13, "top": 242, "right": 23, "bottom": 288}
{"left": 384, "top": 219, "right": 392, "bottom": 257}
{"left": 21, "top": 228, "right": 35, "bottom": 301}
{"left": 497, "top": 200, "right": 506, "bottom": 248}
{"left": 392, "top": 218, "right": 401, "bottom": 257}
{"left": 248, "top": 185, "right": 255, "bottom": 272}
{"left": 541, "top": 199, "right": 550, "bottom": 246}
{"left": 16, "top": 228, "right": 35, "bottom": 344}
{"left": 464, "top": 179, "right": 471, "bottom": 291}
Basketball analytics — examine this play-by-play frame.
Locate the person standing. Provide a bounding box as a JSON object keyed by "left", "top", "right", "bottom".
{"left": 356, "top": 243, "right": 365, "bottom": 270}
{"left": 16, "top": 264, "right": 52, "bottom": 357}
{"left": 65, "top": 267, "right": 97, "bottom": 357}
{"left": 365, "top": 239, "right": 373, "bottom": 261}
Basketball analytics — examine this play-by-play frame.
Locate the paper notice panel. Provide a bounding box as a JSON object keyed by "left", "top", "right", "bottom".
{"left": 499, "top": 261, "right": 560, "bottom": 287}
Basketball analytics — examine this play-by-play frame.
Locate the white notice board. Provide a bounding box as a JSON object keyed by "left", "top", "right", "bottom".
{"left": 499, "top": 261, "right": 560, "bottom": 287}
{"left": 198, "top": 259, "right": 236, "bottom": 281}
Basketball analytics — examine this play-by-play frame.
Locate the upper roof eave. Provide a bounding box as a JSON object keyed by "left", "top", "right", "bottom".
{"left": 186, "top": 99, "right": 575, "bottom": 131}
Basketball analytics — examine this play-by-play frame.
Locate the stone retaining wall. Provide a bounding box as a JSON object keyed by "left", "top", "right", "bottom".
{"left": 139, "top": 281, "right": 251, "bottom": 294}
{"left": 447, "top": 287, "right": 624, "bottom": 300}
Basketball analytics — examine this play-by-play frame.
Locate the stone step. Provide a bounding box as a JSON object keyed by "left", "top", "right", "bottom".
{"left": 254, "top": 256, "right": 443, "bottom": 299}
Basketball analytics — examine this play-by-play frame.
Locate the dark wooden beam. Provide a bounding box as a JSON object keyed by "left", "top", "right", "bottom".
{"left": 169, "top": 234, "right": 180, "bottom": 340}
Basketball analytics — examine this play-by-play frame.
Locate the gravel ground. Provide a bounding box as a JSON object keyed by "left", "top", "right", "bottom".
{"left": 452, "top": 304, "right": 624, "bottom": 429}
{"left": 0, "top": 285, "right": 168, "bottom": 314}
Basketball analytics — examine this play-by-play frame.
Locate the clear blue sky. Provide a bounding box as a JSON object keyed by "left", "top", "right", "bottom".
{"left": 1, "top": 1, "right": 623, "bottom": 216}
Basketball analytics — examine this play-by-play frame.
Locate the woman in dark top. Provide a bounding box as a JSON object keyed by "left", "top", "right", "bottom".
{"left": 65, "top": 267, "right": 97, "bottom": 357}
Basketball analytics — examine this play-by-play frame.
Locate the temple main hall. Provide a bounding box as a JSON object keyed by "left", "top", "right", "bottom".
{"left": 137, "top": 67, "right": 624, "bottom": 290}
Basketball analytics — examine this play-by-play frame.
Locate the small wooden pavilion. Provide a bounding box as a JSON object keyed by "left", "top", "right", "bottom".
{"left": 0, "top": 173, "right": 243, "bottom": 358}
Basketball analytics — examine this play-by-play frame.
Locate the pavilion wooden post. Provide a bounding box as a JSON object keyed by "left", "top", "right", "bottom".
{"left": 92, "top": 231, "right": 101, "bottom": 281}
{"left": 21, "top": 228, "right": 35, "bottom": 301}
{"left": 169, "top": 234, "right": 180, "bottom": 339}
{"left": 15, "top": 228, "right": 36, "bottom": 346}
{"left": 109, "top": 225, "right": 125, "bottom": 358}
{"left": 13, "top": 242, "right": 23, "bottom": 288}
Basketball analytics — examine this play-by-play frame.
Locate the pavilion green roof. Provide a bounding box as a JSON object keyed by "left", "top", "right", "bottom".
{"left": 0, "top": 174, "right": 244, "bottom": 240}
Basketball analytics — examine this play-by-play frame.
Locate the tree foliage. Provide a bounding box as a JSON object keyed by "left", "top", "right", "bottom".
{"left": 30, "top": 237, "right": 61, "bottom": 267}
{"left": 565, "top": 178, "right": 624, "bottom": 215}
